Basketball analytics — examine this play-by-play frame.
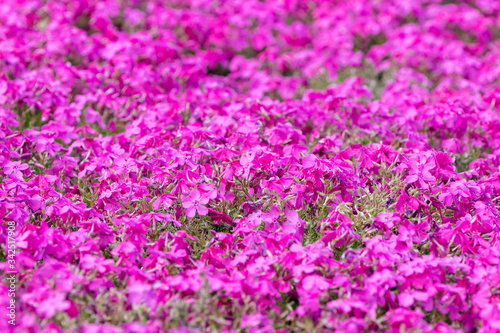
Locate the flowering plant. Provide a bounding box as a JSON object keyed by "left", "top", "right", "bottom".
{"left": 1, "top": 0, "right": 500, "bottom": 332}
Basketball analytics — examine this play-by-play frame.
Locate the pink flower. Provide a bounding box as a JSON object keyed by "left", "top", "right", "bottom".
{"left": 35, "top": 137, "right": 62, "bottom": 157}
{"left": 442, "top": 138, "right": 463, "bottom": 154}
{"left": 128, "top": 280, "right": 156, "bottom": 309}
{"left": 301, "top": 275, "right": 330, "bottom": 295}
{"left": 4, "top": 161, "right": 29, "bottom": 179}
{"left": 21, "top": 289, "right": 70, "bottom": 319}
{"left": 374, "top": 212, "right": 400, "bottom": 230}
{"left": 283, "top": 209, "right": 305, "bottom": 242}
{"left": 405, "top": 154, "right": 436, "bottom": 189}
{"left": 152, "top": 193, "right": 175, "bottom": 210}
{"left": 182, "top": 189, "right": 210, "bottom": 218}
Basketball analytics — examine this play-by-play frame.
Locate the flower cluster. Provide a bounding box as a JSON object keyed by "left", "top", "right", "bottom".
{"left": 1, "top": 0, "right": 500, "bottom": 332}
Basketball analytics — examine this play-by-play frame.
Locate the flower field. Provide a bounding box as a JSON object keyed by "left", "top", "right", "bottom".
{"left": 1, "top": 0, "right": 500, "bottom": 332}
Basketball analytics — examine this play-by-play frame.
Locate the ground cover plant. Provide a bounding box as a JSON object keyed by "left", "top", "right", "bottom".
{"left": 1, "top": 0, "right": 500, "bottom": 332}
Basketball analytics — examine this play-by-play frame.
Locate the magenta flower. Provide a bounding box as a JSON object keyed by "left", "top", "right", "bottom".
{"left": 405, "top": 154, "right": 436, "bottom": 189}
{"left": 182, "top": 189, "right": 210, "bottom": 218}
{"left": 128, "top": 280, "right": 156, "bottom": 309}
{"left": 2, "top": 0, "right": 500, "bottom": 330}
{"left": 374, "top": 212, "right": 400, "bottom": 230}
{"left": 4, "top": 161, "right": 29, "bottom": 179}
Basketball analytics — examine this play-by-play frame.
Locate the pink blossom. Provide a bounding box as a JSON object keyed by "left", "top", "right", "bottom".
{"left": 3, "top": 0, "right": 500, "bottom": 331}
{"left": 4, "top": 161, "right": 29, "bottom": 179}
{"left": 182, "top": 189, "right": 210, "bottom": 218}
{"left": 405, "top": 154, "right": 437, "bottom": 189}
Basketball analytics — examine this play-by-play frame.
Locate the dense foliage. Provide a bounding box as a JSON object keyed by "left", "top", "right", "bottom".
{"left": 1, "top": 0, "right": 500, "bottom": 332}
